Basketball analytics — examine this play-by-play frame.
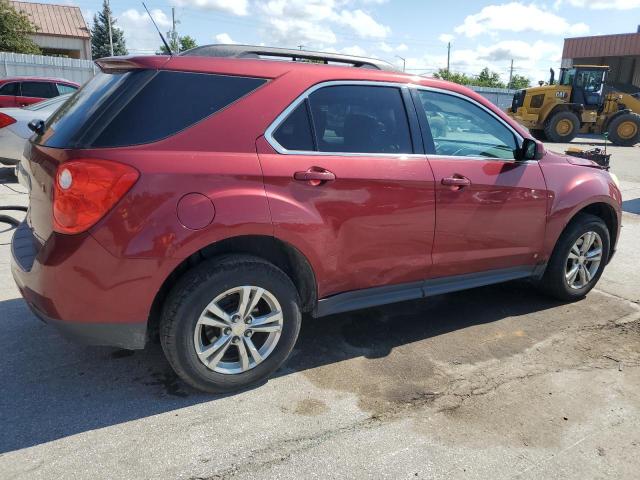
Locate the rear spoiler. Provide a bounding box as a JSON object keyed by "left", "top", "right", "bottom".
{"left": 95, "top": 56, "right": 171, "bottom": 73}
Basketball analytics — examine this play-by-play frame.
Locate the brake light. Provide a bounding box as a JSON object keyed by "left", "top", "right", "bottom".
{"left": 53, "top": 159, "right": 139, "bottom": 234}
{"left": 0, "top": 112, "right": 16, "bottom": 128}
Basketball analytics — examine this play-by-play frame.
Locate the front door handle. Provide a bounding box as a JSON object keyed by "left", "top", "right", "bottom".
{"left": 441, "top": 175, "right": 471, "bottom": 188}
{"left": 294, "top": 168, "right": 336, "bottom": 186}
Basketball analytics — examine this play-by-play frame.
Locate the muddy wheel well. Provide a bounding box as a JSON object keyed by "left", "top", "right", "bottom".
{"left": 147, "top": 236, "right": 317, "bottom": 340}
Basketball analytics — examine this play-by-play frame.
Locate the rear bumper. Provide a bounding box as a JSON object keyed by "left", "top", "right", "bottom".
{"left": 10, "top": 221, "right": 168, "bottom": 350}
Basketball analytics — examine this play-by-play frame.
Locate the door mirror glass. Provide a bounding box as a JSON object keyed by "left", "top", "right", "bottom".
{"left": 518, "top": 138, "right": 538, "bottom": 161}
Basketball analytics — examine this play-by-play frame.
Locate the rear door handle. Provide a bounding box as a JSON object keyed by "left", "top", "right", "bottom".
{"left": 441, "top": 176, "right": 471, "bottom": 187}
{"left": 294, "top": 168, "right": 336, "bottom": 185}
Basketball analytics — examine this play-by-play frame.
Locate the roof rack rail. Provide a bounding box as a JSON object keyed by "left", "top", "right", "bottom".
{"left": 179, "top": 44, "right": 398, "bottom": 72}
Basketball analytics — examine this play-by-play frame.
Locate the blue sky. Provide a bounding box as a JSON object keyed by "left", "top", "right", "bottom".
{"left": 47, "top": 0, "right": 640, "bottom": 82}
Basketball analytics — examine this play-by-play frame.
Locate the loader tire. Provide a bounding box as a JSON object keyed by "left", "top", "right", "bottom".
{"left": 544, "top": 110, "right": 579, "bottom": 143}
{"left": 607, "top": 113, "right": 640, "bottom": 147}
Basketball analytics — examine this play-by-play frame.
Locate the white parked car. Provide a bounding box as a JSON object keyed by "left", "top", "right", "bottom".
{"left": 0, "top": 94, "right": 71, "bottom": 171}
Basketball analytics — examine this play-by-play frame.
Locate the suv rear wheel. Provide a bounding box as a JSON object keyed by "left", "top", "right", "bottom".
{"left": 537, "top": 213, "right": 609, "bottom": 301}
{"left": 160, "top": 255, "right": 301, "bottom": 393}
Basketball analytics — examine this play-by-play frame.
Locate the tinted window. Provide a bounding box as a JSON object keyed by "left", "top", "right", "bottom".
{"left": 273, "top": 102, "right": 315, "bottom": 151}
{"left": 0, "top": 82, "right": 18, "bottom": 95}
{"left": 21, "top": 81, "right": 56, "bottom": 98}
{"left": 39, "top": 70, "right": 266, "bottom": 148}
{"left": 308, "top": 85, "right": 412, "bottom": 154}
{"left": 417, "top": 91, "right": 517, "bottom": 160}
{"left": 57, "top": 83, "right": 78, "bottom": 95}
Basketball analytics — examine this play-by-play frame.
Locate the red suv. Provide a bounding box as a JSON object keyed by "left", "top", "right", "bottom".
{"left": 11, "top": 46, "right": 622, "bottom": 393}
{"left": 0, "top": 76, "right": 79, "bottom": 108}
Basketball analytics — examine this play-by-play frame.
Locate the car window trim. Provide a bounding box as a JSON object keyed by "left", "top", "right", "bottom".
{"left": 264, "top": 80, "right": 424, "bottom": 158}
{"left": 409, "top": 85, "right": 529, "bottom": 163}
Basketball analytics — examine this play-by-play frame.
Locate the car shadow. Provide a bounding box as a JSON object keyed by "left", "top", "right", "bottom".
{"left": 622, "top": 198, "right": 640, "bottom": 215}
{"left": 0, "top": 281, "right": 564, "bottom": 454}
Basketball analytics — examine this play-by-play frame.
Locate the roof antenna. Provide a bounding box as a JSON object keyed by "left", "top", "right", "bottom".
{"left": 142, "top": 2, "right": 173, "bottom": 55}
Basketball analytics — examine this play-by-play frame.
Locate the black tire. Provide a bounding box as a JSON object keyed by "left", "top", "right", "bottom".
{"left": 530, "top": 129, "right": 547, "bottom": 141}
{"left": 607, "top": 112, "right": 640, "bottom": 147}
{"left": 544, "top": 110, "right": 580, "bottom": 143}
{"left": 160, "top": 255, "right": 302, "bottom": 393}
{"left": 537, "top": 213, "right": 610, "bottom": 301}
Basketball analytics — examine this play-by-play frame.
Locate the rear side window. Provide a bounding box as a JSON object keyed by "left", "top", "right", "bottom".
{"left": 0, "top": 82, "right": 19, "bottom": 95}
{"left": 57, "top": 83, "right": 77, "bottom": 95}
{"left": 21, "top": 81, "right": 56, "bottom": 98}
{"left": 309, "top": 85, "right": 412, "bottom": 154}
{"left": 39, "top": 71, "right": 266, "bottom": 148}
{"left": 273, "top": 102, "right": 315, "bottom": 151}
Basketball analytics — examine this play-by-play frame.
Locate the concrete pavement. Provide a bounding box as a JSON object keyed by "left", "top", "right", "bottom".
{"left": 0, "top": 140, "right": 638, "bottom": 480}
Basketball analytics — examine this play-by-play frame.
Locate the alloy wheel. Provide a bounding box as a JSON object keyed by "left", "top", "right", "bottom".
{"left": 565, "top": 231, "right": 603, "bottom": 290}
{"left": 193, "top": 286, "right": 283, "bottom": 374}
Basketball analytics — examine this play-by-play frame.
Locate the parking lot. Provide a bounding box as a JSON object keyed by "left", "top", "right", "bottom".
{"left": 0, "top": 138, "right": 639, "bottom": 479}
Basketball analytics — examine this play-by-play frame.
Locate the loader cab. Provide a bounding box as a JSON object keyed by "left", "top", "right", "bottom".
{"left": 560, "top": 66, "right": 608, "bottom": 110}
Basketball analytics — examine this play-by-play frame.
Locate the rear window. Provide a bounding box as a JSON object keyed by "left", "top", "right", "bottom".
{"left": 38, "top": 70, "right": 266, "bottom": 148}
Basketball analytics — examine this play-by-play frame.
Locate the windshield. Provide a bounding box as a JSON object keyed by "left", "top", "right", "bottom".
{"left": 25, "top": 94, "right": 71, "bottom": 111}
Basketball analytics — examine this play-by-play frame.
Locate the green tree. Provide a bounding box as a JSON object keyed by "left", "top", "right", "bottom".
{"left": 158, "top": 34, "right": 197, "bottom": 54}
{"left": 508, "top": 74, "right": 531, "bottom": 89}
{"left": 476, "top": 67, "right": 505, "bottom": 88}
{"left": 0, "top": 0, "right": 41, "bottom": 54}
{"left": 432, "top": 68, "right": 474, "bottom": 86}
{"left": 91, "top": 0, "right": 127, "bottom": 60}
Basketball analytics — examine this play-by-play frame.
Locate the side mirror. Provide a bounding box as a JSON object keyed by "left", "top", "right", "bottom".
{"left": 516, "top": 138, "right": 539, "bottom": 161}
{"left": 28, "top": 119, "right": 45, "bottom": 135}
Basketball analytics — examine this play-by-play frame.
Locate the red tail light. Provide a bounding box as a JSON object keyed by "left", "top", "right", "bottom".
{"left": 53, "top": 159, "right": 139, "bottom": 234}
{"left": 0, "top": 112, "right": 16, "bottom": 128}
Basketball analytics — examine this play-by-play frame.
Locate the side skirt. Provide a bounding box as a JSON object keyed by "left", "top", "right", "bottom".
{"left": 313, "top": 265, "right": 542, "bottom": 318}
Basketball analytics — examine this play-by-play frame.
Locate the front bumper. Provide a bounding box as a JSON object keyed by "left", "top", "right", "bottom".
{"left": 10, "top": 221, "right": 163, "bottom": 350}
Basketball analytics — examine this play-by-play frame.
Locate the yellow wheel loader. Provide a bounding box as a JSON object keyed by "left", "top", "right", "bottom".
{"left": 507, "top": 65, "right": 640, "bottom": 146}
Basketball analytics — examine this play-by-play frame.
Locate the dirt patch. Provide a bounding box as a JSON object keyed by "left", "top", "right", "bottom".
{"left": 297, "top": 284, "right": 639, "bottom": 418}
{"left": 293, "top": 399, "right": 329, "bottom": 416}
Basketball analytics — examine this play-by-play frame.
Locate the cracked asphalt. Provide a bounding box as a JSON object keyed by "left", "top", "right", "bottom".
{"left": 0, "top": 137, "right": 639, "bottom": 479}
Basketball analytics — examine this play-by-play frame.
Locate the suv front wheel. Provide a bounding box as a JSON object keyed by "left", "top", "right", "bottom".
{"left": 160, "top": 255, "right": 302, "bottom": 393}
{"left": 537, "top": 213, "right": 610, "bottom": 301}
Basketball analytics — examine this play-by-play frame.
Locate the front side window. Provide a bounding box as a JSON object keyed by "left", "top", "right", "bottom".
{"left": 20, "top": 81, "right": 56, "bottom": 98}
{"left": 308, "top": 85, "right": 413, "bottom": 154}
{"left": 560, "top": 68, "right": 576, "bottom": 86}
{"left": 574, "top": 70, "right": 605, "bottom": 92}
{"left": 0, "top": 82, "right": 19, "bottom": 95}
{"left": 417, "top": 90, "right": 517, "bottom": 160}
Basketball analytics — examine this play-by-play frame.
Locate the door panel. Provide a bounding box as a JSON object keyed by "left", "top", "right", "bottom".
{"left": 0, "top": 95, "right": 17, "bottom": 108}
{"left": 428, "top": 157, "right": 547, "bottom": 277}
{"left": 258, "top": 139, "right": 435, "bottom": 298}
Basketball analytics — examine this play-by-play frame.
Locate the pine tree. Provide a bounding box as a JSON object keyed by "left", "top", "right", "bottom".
{"left": 0, "top": 0, "right": 41, "bottom": 54}
{"left": 91, "top": 0, "right": 127, "bottom": 59}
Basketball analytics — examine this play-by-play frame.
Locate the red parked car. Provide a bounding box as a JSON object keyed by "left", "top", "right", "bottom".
{"left": 0, "top": 76, "right": 79, "bottom": 108}
{"left": 11, "top": 46, "right": 622, "bottom": 393}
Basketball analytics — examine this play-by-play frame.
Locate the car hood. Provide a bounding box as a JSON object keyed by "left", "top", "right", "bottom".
{"left": 543, "top": 148, "right": 607, "bottom": 169}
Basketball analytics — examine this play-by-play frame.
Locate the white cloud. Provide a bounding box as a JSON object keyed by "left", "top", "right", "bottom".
{"left": 335, "top": 9, "right": 390, "bottom": 39}
{"left": 118, "top": 8, "right": 171, "bottom": 53}
{"left": 454, "top": 2, "right": 589, "bottom": 38}
{"left": 172, "top": 0, "right": 248, "bottom": 16}
{"left": 215, "top": 33, "right": 237, "bottom": 44}
{"left": 438, "top": 33, "right": 454, "bottom": 44}
{"left": 378, "top": 42, "right": 408, "bottom": 53}
{"left": 396, "top": 43, "right": 408, "bottom": 52}
{"left": 555, "top": 0, "right": 640, "bottom": 8}
{"left": 341, "top": 45, "right": 368, "bottom": 56}
{"left": 257, "top": 0, "right": 390, "bottom": 48}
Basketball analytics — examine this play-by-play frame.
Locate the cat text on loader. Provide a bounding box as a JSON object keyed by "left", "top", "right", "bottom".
{"left": 507, "top": 65, "right": 640, "bottom": 146}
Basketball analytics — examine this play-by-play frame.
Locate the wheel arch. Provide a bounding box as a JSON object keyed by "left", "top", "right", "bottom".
{"left": 564, "top": 201, "right": 619, "bottom": 261}
{"left": 147, "top": 235, "right": 318, "bottom": 339}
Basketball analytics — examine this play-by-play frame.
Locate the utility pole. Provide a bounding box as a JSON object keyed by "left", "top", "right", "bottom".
{"left": 508, "top": 59, "right": 514, "bottom": 88}
{"left": 297, "top": 44, "right": 304, "bottom": 50}
{"left": 395, "top": 55, "right": 406, "bottom": 72}
{"left": 446, "top": 42, "right": 451, "bottom": 72}
{"left": 171, "top": 7, "right": 178, "bottom": 52}
{"left": 106, "top": 0, "right": 114, "bottom": 56}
